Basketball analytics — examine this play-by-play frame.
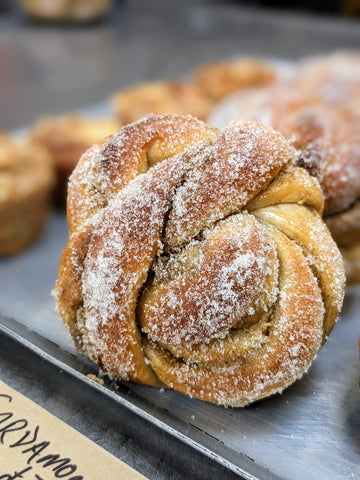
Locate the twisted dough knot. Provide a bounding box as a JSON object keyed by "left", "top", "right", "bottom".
{"left": 56, "top": 114, "right": 344, "bottom": 407}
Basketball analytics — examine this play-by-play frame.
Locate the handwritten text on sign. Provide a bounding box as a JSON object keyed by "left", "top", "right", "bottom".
{"left": 0, "top": 381, "right": 146, "bottom": 480}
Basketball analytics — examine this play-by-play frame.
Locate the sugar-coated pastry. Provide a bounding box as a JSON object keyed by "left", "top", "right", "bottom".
{"left": 0, "top": 135, "right": 55, "bottom": 255}
{"left": 55, "top": 114, "right": 344, "bottom": 406}
{"left": 30, "top": 114, "right": 120, "bottom": 202}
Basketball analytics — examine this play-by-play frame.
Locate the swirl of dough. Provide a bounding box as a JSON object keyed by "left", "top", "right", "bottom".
{"left": 55, "top": 114, "right": 344, "bottom": 406}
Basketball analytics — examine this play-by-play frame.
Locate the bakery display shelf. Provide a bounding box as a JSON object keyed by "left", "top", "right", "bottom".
{"left": 1, "top": 210, "right": 359, "bottom": 480}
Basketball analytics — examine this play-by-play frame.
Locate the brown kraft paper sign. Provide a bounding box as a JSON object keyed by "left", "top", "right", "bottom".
{"left": 0, "top": 380, "right": 147, "bottom": 479}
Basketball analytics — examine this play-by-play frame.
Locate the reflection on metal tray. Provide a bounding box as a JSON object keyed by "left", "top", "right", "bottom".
{"left": 1, "top": 212, "right": 360, "bottom": 480}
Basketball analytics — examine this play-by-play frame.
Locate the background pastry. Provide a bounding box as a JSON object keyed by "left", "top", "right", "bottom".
{"left": 113, "top": 81, "right": 213, "bottom": 124}
{"left": 291, "top": 51, "right": 360, "bottom": 115}
{"left": 21, "top": 0, "right": 113, "bottom": 23}
{"left": 112, "top": 58, "right": 277, "bottom": 125}
{"left": 30, "top": 114, "right": 120, "bottom": 202}
{"left": 194, "top": 58, "right": 277, "bottom": 102}
{"left": 0, "top": 134, "right": 55, "bottom": 255}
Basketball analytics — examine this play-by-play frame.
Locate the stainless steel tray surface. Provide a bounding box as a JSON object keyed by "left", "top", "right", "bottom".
{"left": 1, "top": 210, "right": 359, "bottom": 480}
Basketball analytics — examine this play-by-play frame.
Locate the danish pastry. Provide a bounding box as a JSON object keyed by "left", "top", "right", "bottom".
{"left": 0, "top": 135, "right": 55, "bottom": 255}
{"left": 55, "top": 114, "right": 344, "bottom": 406}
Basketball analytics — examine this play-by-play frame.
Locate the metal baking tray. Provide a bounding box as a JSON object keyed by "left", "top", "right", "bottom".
{"left": 1, "top": 208, "right": 359, "bottom": 480}
{"left": 2, "top": 89, "right": 360, "bottom": 478}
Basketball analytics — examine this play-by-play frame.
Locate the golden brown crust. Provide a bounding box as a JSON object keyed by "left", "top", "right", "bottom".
{"left": 341, "top": 243, "right": 360, "bottom": 285}
{"left": 145, "top": 230, "right": 324, "bottom": 405}
{"left": 112, "top": 81, "right": 214, "bottom": 124}
{"left": 55, "top": 114, "right": 345, "bottom": 406}
{"left": 0, "top": 135, "right": 55, "bottom": 255}
{"left": 66, "top": 114, "right": 217, "bottom": 235}
{"left": 210, "top": 86, "right": 360, "bottom": 216}
{"left": 326, "top": 202, "right": 360, "bottom": 285}
{"left": 194, "top": 58, "right": 277, "bottom": 102}
{"left": 30, "top": 114, "right": 121, "bottom": 174}
{"left": 326, "top": 202, "right": 360, "bottom": 248}
{"left": 112, "top": 59, "right": 277, "bottom": 126}
{"left": 30, "top": 114, "right": 120, "bottom": 201}
{"left": 21, "top": 0, "right": 113, "bottom": 22}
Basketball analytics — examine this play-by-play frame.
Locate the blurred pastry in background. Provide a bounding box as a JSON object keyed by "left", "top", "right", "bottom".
{"left": 112, "top": 58, "right": 278, "bottom": 125}
{"left": 0, "top": 135, "right": 55, "bottom": 255}
{"left": 291, "top": 51, "right": 360, "bottom": 115}
{"left": 29, "top": 114, "right": 120, "bottom": 203}
{"left": 194, "top": 58, "right": 277, "bottom": 102}
{"left": 20, "top": 0, "right": 113, "bottom": 23}
{"left": 113, "top": 81, "right": 214, "bottom": 124}
{"left": 208, "top": 53, "right": 360, "bottom": 284}
{"left": 326, "top": 210, "right": 360, "bottom": 285}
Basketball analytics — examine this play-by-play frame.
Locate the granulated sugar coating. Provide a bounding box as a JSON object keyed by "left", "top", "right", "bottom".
{"left": 55, "top": 114, "right": 345, "bottom": 406}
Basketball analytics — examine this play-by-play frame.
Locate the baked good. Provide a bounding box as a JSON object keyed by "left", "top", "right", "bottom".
{"left": 194, "top": 58, "right": 277, "bottom": 102}
{"left": 30, "top": 114, "right": 120, "bottom": 202}
{"left": 326, "top": 208, "right": 360, "bottom": 285}
{"left": 113, "top": 81, "right": 214, "bottom": 124}
{"left": 112, "top": 59, "right": 277, "bottom": 126}
{"left": 21, "top": 0, "right": 113, "bottom": 22}
{"left": 0, "top": 134, "right": 55, "bottom": 255}
{"left": 291, "top": 51, "right": 360, "bottom": 115}
{"left": 55, "top": 114, "right": 344, "bottom": 406}
{"left": 209, "top": 70, "right": 360, "bottom": 283}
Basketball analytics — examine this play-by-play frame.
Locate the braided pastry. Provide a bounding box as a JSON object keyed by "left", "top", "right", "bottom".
{"left": 55, "top": 114, "right": 344, "bottom": 406}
